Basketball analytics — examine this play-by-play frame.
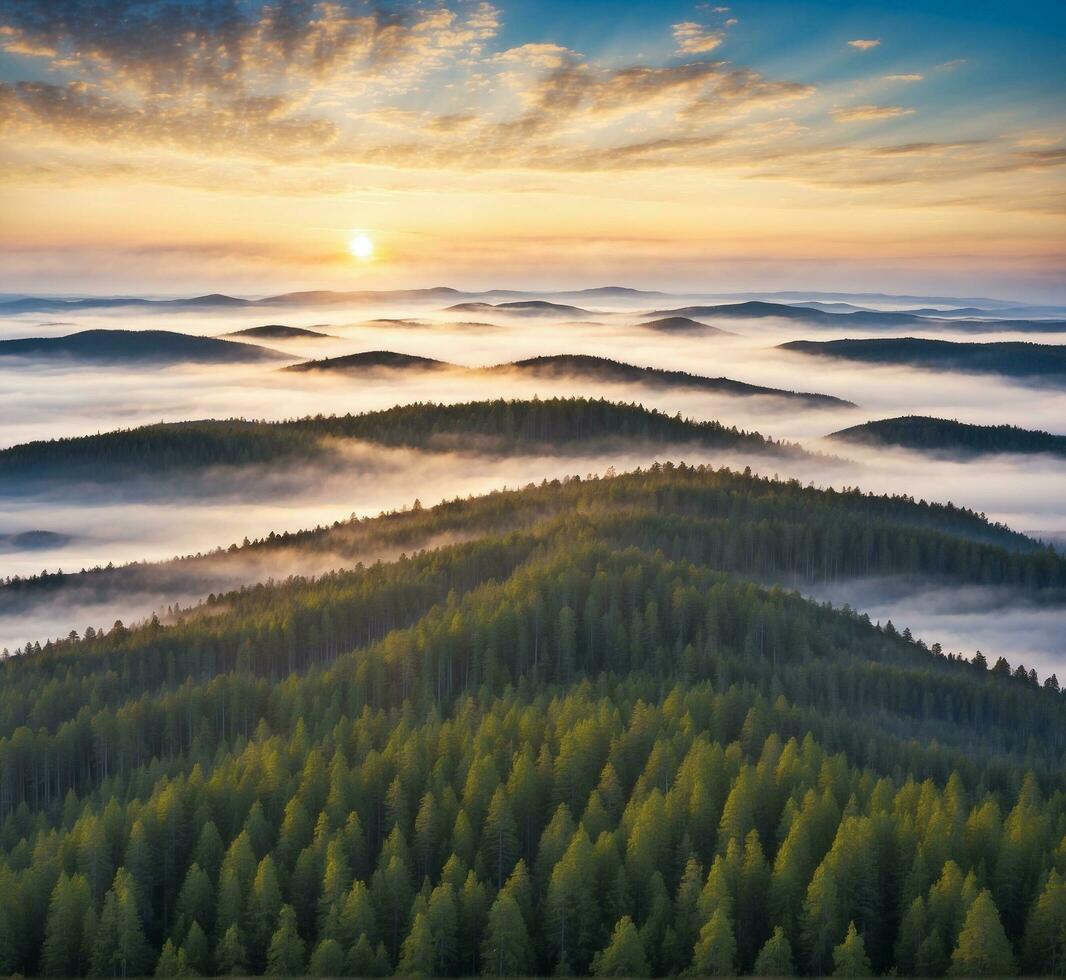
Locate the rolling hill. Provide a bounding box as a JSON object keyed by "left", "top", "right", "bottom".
{"left": 444, "top": 300, "right": 592, "bottom": 316}
{"left": 0, "top": 465, "right": 1063, "bottom": 980}
{"left": 640, "top": 316, "right": 734, "bottom": 335}
{"left": 284, "top": 351, "right": 449, "bottom": 373}
{"left": 0, "top": 329, "right": 288, "bottom": 364}
{"left": 0, "top": 398, "right": 812, "bottom": 490}
{"left": 224, "top": 325, "right": 335, "bottom": 340}
{"left": 780, "top": 338, "right": 1066, "bottom": 384}
{"left": 650, "top": 301, "right": 1066, "bottom": 333}
{"left": 1, "top": 462, "right": 1055, "bottom": 621}
{"left": 829, "top": 415, "right": 1066, "bottom": 457}
{"left": 498, "top": 354, "right": 852, "bottom": 406}
{"left": 281, "top": 351, "right": 853, "bottom": 407}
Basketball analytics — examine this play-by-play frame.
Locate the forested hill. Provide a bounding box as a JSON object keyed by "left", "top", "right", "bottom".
{"left": 3, "top": 463, "right": 1059, "bottom": 619}
{"left": 224, "top": 326, "right": 335, "bottom": 340}
{"left": 0, "top": 398, "right": 809, "bottom": 487}
{"left": 281, "top": 351, "right": 854, "bottom": 407}
{"left": 1, "top": 463, "right": 1065, "bottom": 979}
{"left": 780, "top": 338, "right": 1066, "bottom": 384}
{"left": 0, "top": 330, "right": 288, "bottom": 364}
{"left": 830, "top": 415, "right": 1066, "bottom": 457}
{"left": 285, "top": 351, "right": 449, "bottom": 373}
{"left": 498, "top": 355, "right": 853, "bottom": 407}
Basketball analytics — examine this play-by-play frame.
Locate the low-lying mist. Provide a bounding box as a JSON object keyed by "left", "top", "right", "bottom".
{"left": 2, "top": 295, "right": 1064, "bottom": 672}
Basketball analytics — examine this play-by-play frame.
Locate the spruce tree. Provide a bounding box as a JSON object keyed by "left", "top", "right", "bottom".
{"left": 591, "top": 916, "right": 651, "bottom": 977}
{"left": 398, "top": 911, "right": 436, "bottom": 976}
{"left": 691, "top": 907, "right": 737, "bottom": 976}
{"left": 214, "top": 924, "right": 247, "bottom": 976}
{"left": 265, "top": 905, "right": 306, "bottom": 977}
{"left": 833, "top": 922, "right": 873, "bottom": 977}
{"left": 309, "top": 938, "right": 346, "bottom": 977}
{"left": 481, "top": 893, "right": 533, "bottom": 977}
{"left": 753, "top": 926, "right": 795, "bottom": 977}
{"left": 1023, "top": 870, "right": 1066, "bottom": 976}
{"left": 949, "top": 890, "right": 1015, "bottom": 977}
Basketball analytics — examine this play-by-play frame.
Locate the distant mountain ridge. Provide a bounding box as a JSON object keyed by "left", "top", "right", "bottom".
{"left": 649, "top": 301, "right": 1066, "bottom": 333}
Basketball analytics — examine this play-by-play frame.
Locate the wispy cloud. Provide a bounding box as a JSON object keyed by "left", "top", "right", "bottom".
{"left": 884, "top": 73, "right": 923, "bottom": 82}
{"left": 831, "top": 104, "right": 915, "bottom": 123}
{"left": 673, "top": 22, "right": 726, "bottom": 54}
{"left": 848, "top": 39, "right": 881, "bottom": 51}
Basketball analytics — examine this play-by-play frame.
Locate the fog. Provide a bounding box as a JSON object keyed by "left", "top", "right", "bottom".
{"left": 2, "top": 292, "right": 1064, "bottom": 674}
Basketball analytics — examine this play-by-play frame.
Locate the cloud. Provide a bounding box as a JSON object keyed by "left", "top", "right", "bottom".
{"left": 848, "top": 39, "right": 881, "bottom": 51}
{"left": 491, "top": 43, "right": 577, "bottom": 69}
{"left": 884, "top": 73, "right": 923, "bottom": 82}
{"left": 672, "top": 22, "right": 725, "bottom": 55}
{"left": 831, "top": 104, "right": 915, "bottom": 123}
{"left": 938, "top": 59, "right": 967, "bottom": 71}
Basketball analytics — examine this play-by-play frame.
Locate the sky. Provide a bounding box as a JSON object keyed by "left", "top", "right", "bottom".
{"left": 0, "top": 0, "right": 1064, "bottom": 299}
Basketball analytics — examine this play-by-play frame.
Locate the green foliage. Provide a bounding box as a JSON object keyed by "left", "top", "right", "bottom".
{"left": 950, "top": 890, "right": 1016, "bottom": 976}
{"left": 833, "top": 922, "right": 873, "bottom": 977}
{"left": 692, "top": 907, "right": 738, "bottom": 976}
{"left": 265, "top": 904, "right": 305, "bottom": 977}
{"left": 0, "top": 466, "right": 1063, "bottom": 979}
{"left": 591, "top": 916, "right": 650, "bottom": 977}
{"left": 754, "top": 926, "right": 796, "bottom": 977}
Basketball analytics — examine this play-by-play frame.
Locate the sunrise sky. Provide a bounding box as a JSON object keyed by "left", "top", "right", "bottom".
{"left": 1, "top": 0, "right": 1064, "bottom": 298}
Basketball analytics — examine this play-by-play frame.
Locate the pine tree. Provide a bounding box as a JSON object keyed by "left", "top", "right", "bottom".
{"left": 753, "top": 926, "right": 795, "bottom": 977}
{"left": 42, "top": 872, "right": 92, "bottom": 977}
{"left": 214, "top": 924, "right": 247, "bottom": 976}
{"left": 182, "top": 921, "right": 211, "bottom": 976}
{"left": 481, "top": 893, "right": 533, "bottom": 977}
{"left": 348, "top": 934, "right": 390, "bottom": 978}
{"left": 155, "top": 939, "right": 187, "bottom": 978}
{"left": 480, "top": 786, "right": 520, "bottom": 890}
{"left": 1023, "top": 870, "right": 1066, "bottom": 976}
{"left": 591, "top": 916, "right": 651, "bottom": 977}
{"left": 265, "top": 904, "right": 306, "bottom": 977}
{"left": 91, "top": 868, "right": 153, "bottom": 979}
{"left": 691, "top": 907, "right": 737, "bottom": 976}
{"left": 949, "top": 890, "right": 1015, "bottom": 977}
{"left": 250, "top": 855, "right": 284, "bottom": 969}
{"left": 309, "top": 938, "right": 346, "bottom": 976}
{"left": 398, "top": 910, "right": 436, "bottom": 976}
{"left": 833, "top": 922, "right": 873, "bottom": 977}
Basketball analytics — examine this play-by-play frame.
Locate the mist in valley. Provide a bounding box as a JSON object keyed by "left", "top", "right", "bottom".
{"left": 2, "top": 292, "right": 1065, "bottom": 677}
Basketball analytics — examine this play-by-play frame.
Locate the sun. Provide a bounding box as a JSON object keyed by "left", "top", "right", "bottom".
{"left": 348, "top": 232, "right": 374, "bottom": 260}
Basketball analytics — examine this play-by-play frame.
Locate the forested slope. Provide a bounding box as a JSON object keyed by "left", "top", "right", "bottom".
{"left": 780, "top": 339, "right": 1066, "bottom": 384}
{"left": 830, "top": 416, "right": 1066, "bottom": 458}
{"left": 1, "top": 464, "right": 1060, "bottom": 617}
{"left": 0, "top": 398, "right": 808, "bottom": 487}
{"left": 1, "top": 466, "right": 1064, "bottom": 978}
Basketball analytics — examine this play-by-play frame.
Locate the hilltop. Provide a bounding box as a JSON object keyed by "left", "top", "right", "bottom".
{"left": 282, "top": 351, "right": 852, "bottom": 407}
{"left": 830, "top": 415, "right": 1066, "bottom": 457}
{"left": 0, "top": 397, "right": 812, "bottom": 490}
{"left": 0, "top": 465, "right": 1063, "bottom": 980}
{"left": 224, "top": 325, "right": 335, "bottom": 340}
{"left": 780, "top": 338, "right": 1066, "bottom": 384}
{"left": 0, "top": 329, "right": 288, "bottom": 365}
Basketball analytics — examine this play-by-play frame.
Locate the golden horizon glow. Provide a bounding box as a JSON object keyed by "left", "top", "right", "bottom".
{"left": 349, "top": 233, "right": 374, "bottom": 262}
{"left": 0, "top": 0, "right": 1063, "bottom": 299}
